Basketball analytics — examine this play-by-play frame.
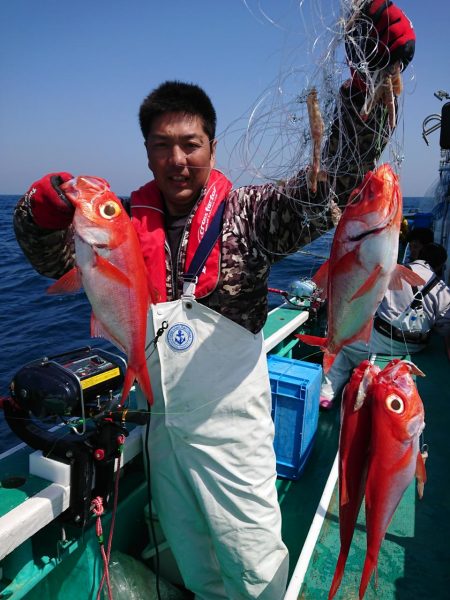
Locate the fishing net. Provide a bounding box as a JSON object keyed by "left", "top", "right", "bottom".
{"left": 218, "top": 0, "right": 415, "bottom": 264}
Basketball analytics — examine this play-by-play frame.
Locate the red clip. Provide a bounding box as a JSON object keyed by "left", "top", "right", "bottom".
{"left": 94, "top": 448, "right": 105, "bottom": 461}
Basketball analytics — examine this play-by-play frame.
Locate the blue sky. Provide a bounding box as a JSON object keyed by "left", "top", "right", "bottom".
{"left": 1, "top": 0, "right": 449, "bottom": 197}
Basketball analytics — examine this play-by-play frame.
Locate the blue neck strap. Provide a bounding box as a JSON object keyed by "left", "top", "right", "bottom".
{"left": 183, "top": 201, "right": 225, "bottom": 283}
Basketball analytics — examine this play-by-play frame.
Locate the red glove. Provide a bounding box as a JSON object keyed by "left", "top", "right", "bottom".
{"left": 346, "top": 0, "right": 415, "bottom": 79}
{"left": 25, "top": 172, "right": 74, "bottom": 229}
{"left": 365, "top": 0, "right": 415, "bottom": 70}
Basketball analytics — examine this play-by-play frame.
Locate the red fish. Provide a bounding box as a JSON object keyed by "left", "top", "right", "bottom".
{"left": 359, "top": 359, "right": 426, "bottom": 598}
{"left": 47, "top": 176, "right": 153, "bottom": 405}
{"left": 296, "top": 164, "right": 424, "bottom": 372}
{"left": 328, "top": 360, "right": 380, "bottom": 600}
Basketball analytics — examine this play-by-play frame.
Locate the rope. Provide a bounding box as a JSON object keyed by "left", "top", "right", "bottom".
{"left": 92, "top": 433, "right": 126, "bottom": 600}
{"left": 91, "top": 496, "right": 113, "bottom": 600}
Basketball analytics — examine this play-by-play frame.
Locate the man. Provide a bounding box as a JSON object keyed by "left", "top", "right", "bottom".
{"left": 402, "top": 226, "right": 434, "bottom": 263}
{"left": 320, "top": 243, "right": 450, "bottom": 409}
{"left": 13, "top": 2, "right": 415, "bottom": 597}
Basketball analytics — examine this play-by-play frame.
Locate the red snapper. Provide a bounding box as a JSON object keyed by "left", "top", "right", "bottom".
{"left": 359, "top": 359, "right": 426, "bottom": 598}
{"left": 328, "top": 360, "right": 380, "bottom": 600}
{"left": 328, "top": 359, "right": 427, "bottom": 599}
{"left": 47, "top": 176, "right": 153, "bottom": 406}
{"left": 297, "top": 164, "right": 424, "bottom": 372}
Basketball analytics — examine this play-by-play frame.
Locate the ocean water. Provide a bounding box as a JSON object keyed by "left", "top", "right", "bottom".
{"left": 0, "top": 194, "right": 427, "bottom": 453}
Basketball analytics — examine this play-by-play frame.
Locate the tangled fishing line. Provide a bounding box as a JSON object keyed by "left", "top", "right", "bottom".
{"left": 218, "top": 0, "right": 414, "bottom": 267}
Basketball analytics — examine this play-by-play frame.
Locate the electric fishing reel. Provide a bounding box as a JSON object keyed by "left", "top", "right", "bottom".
{"left": 269, "top": 278, "right": 324, "bottom": 318}
{"left": 3, "top": 346, "right": 149, "bottom": 527}
{"left": 8, "top": 346, "right": 126, "bottom": 420}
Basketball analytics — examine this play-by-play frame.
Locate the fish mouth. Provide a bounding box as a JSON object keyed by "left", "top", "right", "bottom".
{"left": 349, "top": 224, "right": 386, "bottom": 242}
{"left": 407, "top": 414, "right": 425, "bottom": 437}
{"left": 75, "top": 228, "right": 110, "bottom": 249}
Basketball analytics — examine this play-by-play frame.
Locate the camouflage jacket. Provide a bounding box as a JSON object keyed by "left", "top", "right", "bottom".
{"left": 14, "top": 86, "right": 391, "bottom": 333}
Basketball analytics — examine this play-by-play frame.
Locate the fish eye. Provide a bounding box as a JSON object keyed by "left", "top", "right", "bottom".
{"left": 99, "top": 201, "right": 121, "bottom": 219}
{"left": 386, "top": 393, "right": 404, "bottom": 414}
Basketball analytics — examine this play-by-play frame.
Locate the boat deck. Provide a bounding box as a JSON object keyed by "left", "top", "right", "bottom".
{"left": 1, "top": 306, "right": 448, "bottom": 599}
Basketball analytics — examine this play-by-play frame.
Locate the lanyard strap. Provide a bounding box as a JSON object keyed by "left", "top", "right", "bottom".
{"left": 405, "top": 265, "right": 439, "bottom": 309}
{"left": 182, "top": 201, "right": 225, "bottom": 296}
{"left": 410, "top": 275, "right": 439, "bottom": 309}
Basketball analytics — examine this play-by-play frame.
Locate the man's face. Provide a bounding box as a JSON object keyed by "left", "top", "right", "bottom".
{"left": 145, "top": 112, "right": 216, "bottom": 216}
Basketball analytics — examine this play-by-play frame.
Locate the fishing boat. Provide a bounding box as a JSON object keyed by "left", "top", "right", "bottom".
{"left": 1, "top": 92, "right": 449, "bottom": 600}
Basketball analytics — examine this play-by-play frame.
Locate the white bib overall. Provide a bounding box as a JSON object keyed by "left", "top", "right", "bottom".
{"left": 140, "top": 293, "right": 288, "bottom": 599}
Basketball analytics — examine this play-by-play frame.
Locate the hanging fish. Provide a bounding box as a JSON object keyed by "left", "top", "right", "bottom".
{"left": 296, "top": 164, "right": 424, "bottom": 372}
{"left": 47, "top": 175, "right": 153, "bottom": 406}
{"left": 359, "top": 359, "right": 427, "bottom": 598}
{"left": 328, "top": 360, "right": 380, "bottom": 600}
{"left": 328, "top": 359, "right": 427, "bottom": 599}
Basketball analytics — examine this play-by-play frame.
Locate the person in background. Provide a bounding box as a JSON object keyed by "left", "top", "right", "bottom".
{"left": 402, "top": 226, "right": 434, "bottom": 263}
{"left": 398, "top": 216, "right": 409, "bottom": 259}
{"left": 420, "top": 241, "right": 448, "bottom": 279}
{"left": 320, "top": 242, "right": 450, "bottom": 409}
{"left": 13, "top": 2, "right": 416, "bottom": 598}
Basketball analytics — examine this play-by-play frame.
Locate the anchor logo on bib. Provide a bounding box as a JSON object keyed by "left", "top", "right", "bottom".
{"left": 166, "top": 323, "right": 195, "bottom": 352}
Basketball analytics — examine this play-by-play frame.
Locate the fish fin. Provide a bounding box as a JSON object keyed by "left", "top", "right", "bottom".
{"left": 323, "top": 351, "right": 337, "bottom": 374}
{"left": 120, "top": 363, "right": 153, "bottom": 406}
{"left": 135, "top": 364, "right": 153, "bottom": 406}
{"left": 47, "top": 267, "right": 82, "bottom": 294}
{"left": 120, "top": 367, "right": 135, "bottom": 406}
{"left": 295, "top": 334, "right": 327, "bottom": 349}
{"left": 340, "top": 465, "right": 350, "bottom": 506}
{"left": 359, "top": 556, "right": 377, "bottom": 600}
{"left": 388, "top": 264, "right": 426, "bottom": 291}
{"left": 350, "top": 265, "right": 383, "bottom": 301}
{"left": 415, "top": 450, "right": 427, "bottom": 499}
{"left": 295, "top": 335, "right": 335, "bottom": 372}
{"left": 90, "top": 312, "right": 126, "bottom": 353}
{"left": 402, "top": 360, "right": 426, "bottom": 378}
{"left": 328, "top": 551, "right": 349, "bottom": 600}
{"left": 354, "top": 364, "right": 376, "bottom": 410}
{"left": 312, "top": 260, "right": 329, "bottom": 299}
{"left": 334, "top": 249, "right": 362, "bottom": 274}
{"left": 94, "top": 254, "right": 132, "bottom": 288}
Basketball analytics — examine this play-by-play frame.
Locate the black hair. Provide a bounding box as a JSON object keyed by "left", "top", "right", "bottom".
{"left": 418, "top": 242, "right": 448, "bottom": 272}
{"left": 407, "top": 227, "right": 434, "bottom": 245}
{"left": 139, "top": 80, "right": 217, "bottom": 142}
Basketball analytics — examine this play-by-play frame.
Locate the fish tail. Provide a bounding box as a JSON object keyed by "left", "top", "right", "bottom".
{"left": 135, "top": 363, "right": 154, "bottom": 406}
{"left": 119, "top": 367, "right": 137, "bottom": 406}
{"left": 295, "top": 334, "right": 335, "bottom": 372}
{"left": 328, "top": 550, "right": 350, "bottom": 599}
{"left": 119, "top": 362, "right": 153, "bottom": 407}
{"left": 322, "top": 351, "right": 337, "bottom": 374}
{"left": 359, "top": 555, "right": 377, "bottom": 599}
{"left": 295, "top": 333, "right": 327, "bottom": 349}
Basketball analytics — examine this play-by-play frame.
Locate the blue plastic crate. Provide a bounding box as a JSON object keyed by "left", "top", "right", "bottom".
{"left": 267, "top": 355, "right": 322, "bottom": 480}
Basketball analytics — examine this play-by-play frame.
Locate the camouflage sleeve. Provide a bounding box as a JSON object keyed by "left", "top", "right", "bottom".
{"left": 241, "top": 83, "right": 393, "bottom": 262}
{"left": 13, "top": 195, "right": 75, "bottom": 279}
